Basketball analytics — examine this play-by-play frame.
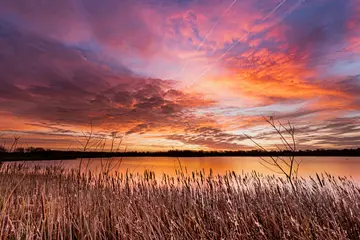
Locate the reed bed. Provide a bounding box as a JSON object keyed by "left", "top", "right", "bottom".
{"left": 0, "top": 164, "right": 359, "bottom": 239}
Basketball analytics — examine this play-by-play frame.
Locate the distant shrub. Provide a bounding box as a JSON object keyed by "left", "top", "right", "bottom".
{"left": 14, "top": 147, "right": 25, "bottom": 153}
{"left": 26, "top": 147, "right": 46, "bottom": 153}
{"left": 0, "top": 145, "right": 6, "bottom": 153}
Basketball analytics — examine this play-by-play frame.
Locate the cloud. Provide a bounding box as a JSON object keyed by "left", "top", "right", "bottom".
{"left": 167, "top": 126, "right": 249, "bottom": 150}
{"left": 295, "top": 117, "right": 360, "bottom": 149}
{"left": 0, "top": 0, "right": 359, "bottom": 150}
{"left": 196, "top": 0, "right": 360, "bottom": 116}
{"left": 0, "top": 21, "right": 214, "bottom": 138}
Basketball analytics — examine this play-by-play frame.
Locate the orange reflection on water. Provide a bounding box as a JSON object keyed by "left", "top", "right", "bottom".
{"left": 17, "top": 156, "right": 360, "bottom": 181}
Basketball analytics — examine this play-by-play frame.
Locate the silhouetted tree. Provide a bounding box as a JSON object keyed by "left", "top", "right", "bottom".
{"left": 0, "top": 145, "right": 6, "bottom": 153}
{"left": 14, "top": 147, "right": 25, "bottom": 153}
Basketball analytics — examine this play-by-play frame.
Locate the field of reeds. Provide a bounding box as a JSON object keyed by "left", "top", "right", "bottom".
{"left": 0, "top": 163, "right": 359, "bottom": 240}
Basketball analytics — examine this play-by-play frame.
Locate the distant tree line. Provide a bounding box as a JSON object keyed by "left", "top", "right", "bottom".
{"left": 1, "top": 148, "right": 360, "bottom": 161}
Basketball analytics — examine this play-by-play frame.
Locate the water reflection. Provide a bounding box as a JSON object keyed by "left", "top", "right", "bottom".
{"left": 8, "top": 156, "right": 360, "bottom": 180}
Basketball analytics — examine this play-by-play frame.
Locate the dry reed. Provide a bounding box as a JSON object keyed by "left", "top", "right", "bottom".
{"left": 0, "top": 164, "right": 359, "bottom": 239}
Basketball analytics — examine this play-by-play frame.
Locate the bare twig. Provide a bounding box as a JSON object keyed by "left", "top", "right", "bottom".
{"left": 9, "top": 136, "right": 20, "bottom": 153}
{"left": 78, "top": 122, "right": 94, "bottom": 173}
{"left": 245, "top": 116, "right": 301, "bottom": 190}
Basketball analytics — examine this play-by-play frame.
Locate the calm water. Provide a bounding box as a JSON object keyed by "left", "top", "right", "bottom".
{"left": 10, "top": 156, "right": 360, "bottom": 180}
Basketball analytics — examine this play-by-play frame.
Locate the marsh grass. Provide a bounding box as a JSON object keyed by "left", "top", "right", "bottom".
{"left": 0, "top": 164, "right": 359, "bottom": 239}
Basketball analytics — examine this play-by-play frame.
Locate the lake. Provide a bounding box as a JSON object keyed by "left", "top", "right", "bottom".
{"left": 8, "top": 156, "right": 360, "bottom": 181}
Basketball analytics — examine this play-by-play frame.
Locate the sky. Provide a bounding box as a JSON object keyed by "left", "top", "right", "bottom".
{"left": 0, "top": 0, "right": 359, "bottom": 151}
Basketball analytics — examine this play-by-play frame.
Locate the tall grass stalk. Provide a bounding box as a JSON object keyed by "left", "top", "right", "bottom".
{"left": 0, "top": 164, "right": 359, "bottom": 239}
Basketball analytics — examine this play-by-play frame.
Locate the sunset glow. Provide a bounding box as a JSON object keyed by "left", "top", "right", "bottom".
{"left": 0, "top": 0, "right": 359, "bottom": 150}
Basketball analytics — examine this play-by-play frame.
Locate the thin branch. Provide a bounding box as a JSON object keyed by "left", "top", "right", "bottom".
{"left": 259, "top": 161, "right": 284, "bottom": 175}
{"left": 246, "top": 116, "right": 301, "bottom": 189}
{"left": 244, "top": 134, "right": 267, "bottom": 152}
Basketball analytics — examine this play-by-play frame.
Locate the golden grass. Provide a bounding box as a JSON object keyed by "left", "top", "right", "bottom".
{"left": 0, "top": 164, "right": 359, "bottom": 239}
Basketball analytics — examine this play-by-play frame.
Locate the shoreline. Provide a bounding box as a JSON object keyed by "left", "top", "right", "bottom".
{"left": 1, "top": 149, "right": 360, "bottom": 161}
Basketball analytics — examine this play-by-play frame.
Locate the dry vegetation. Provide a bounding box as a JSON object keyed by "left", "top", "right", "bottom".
{"left": 1, "top": 119, "right": 359, "bottom": 239}
{"left": 0, "top": 163, "right": 359, "bottom": 240}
